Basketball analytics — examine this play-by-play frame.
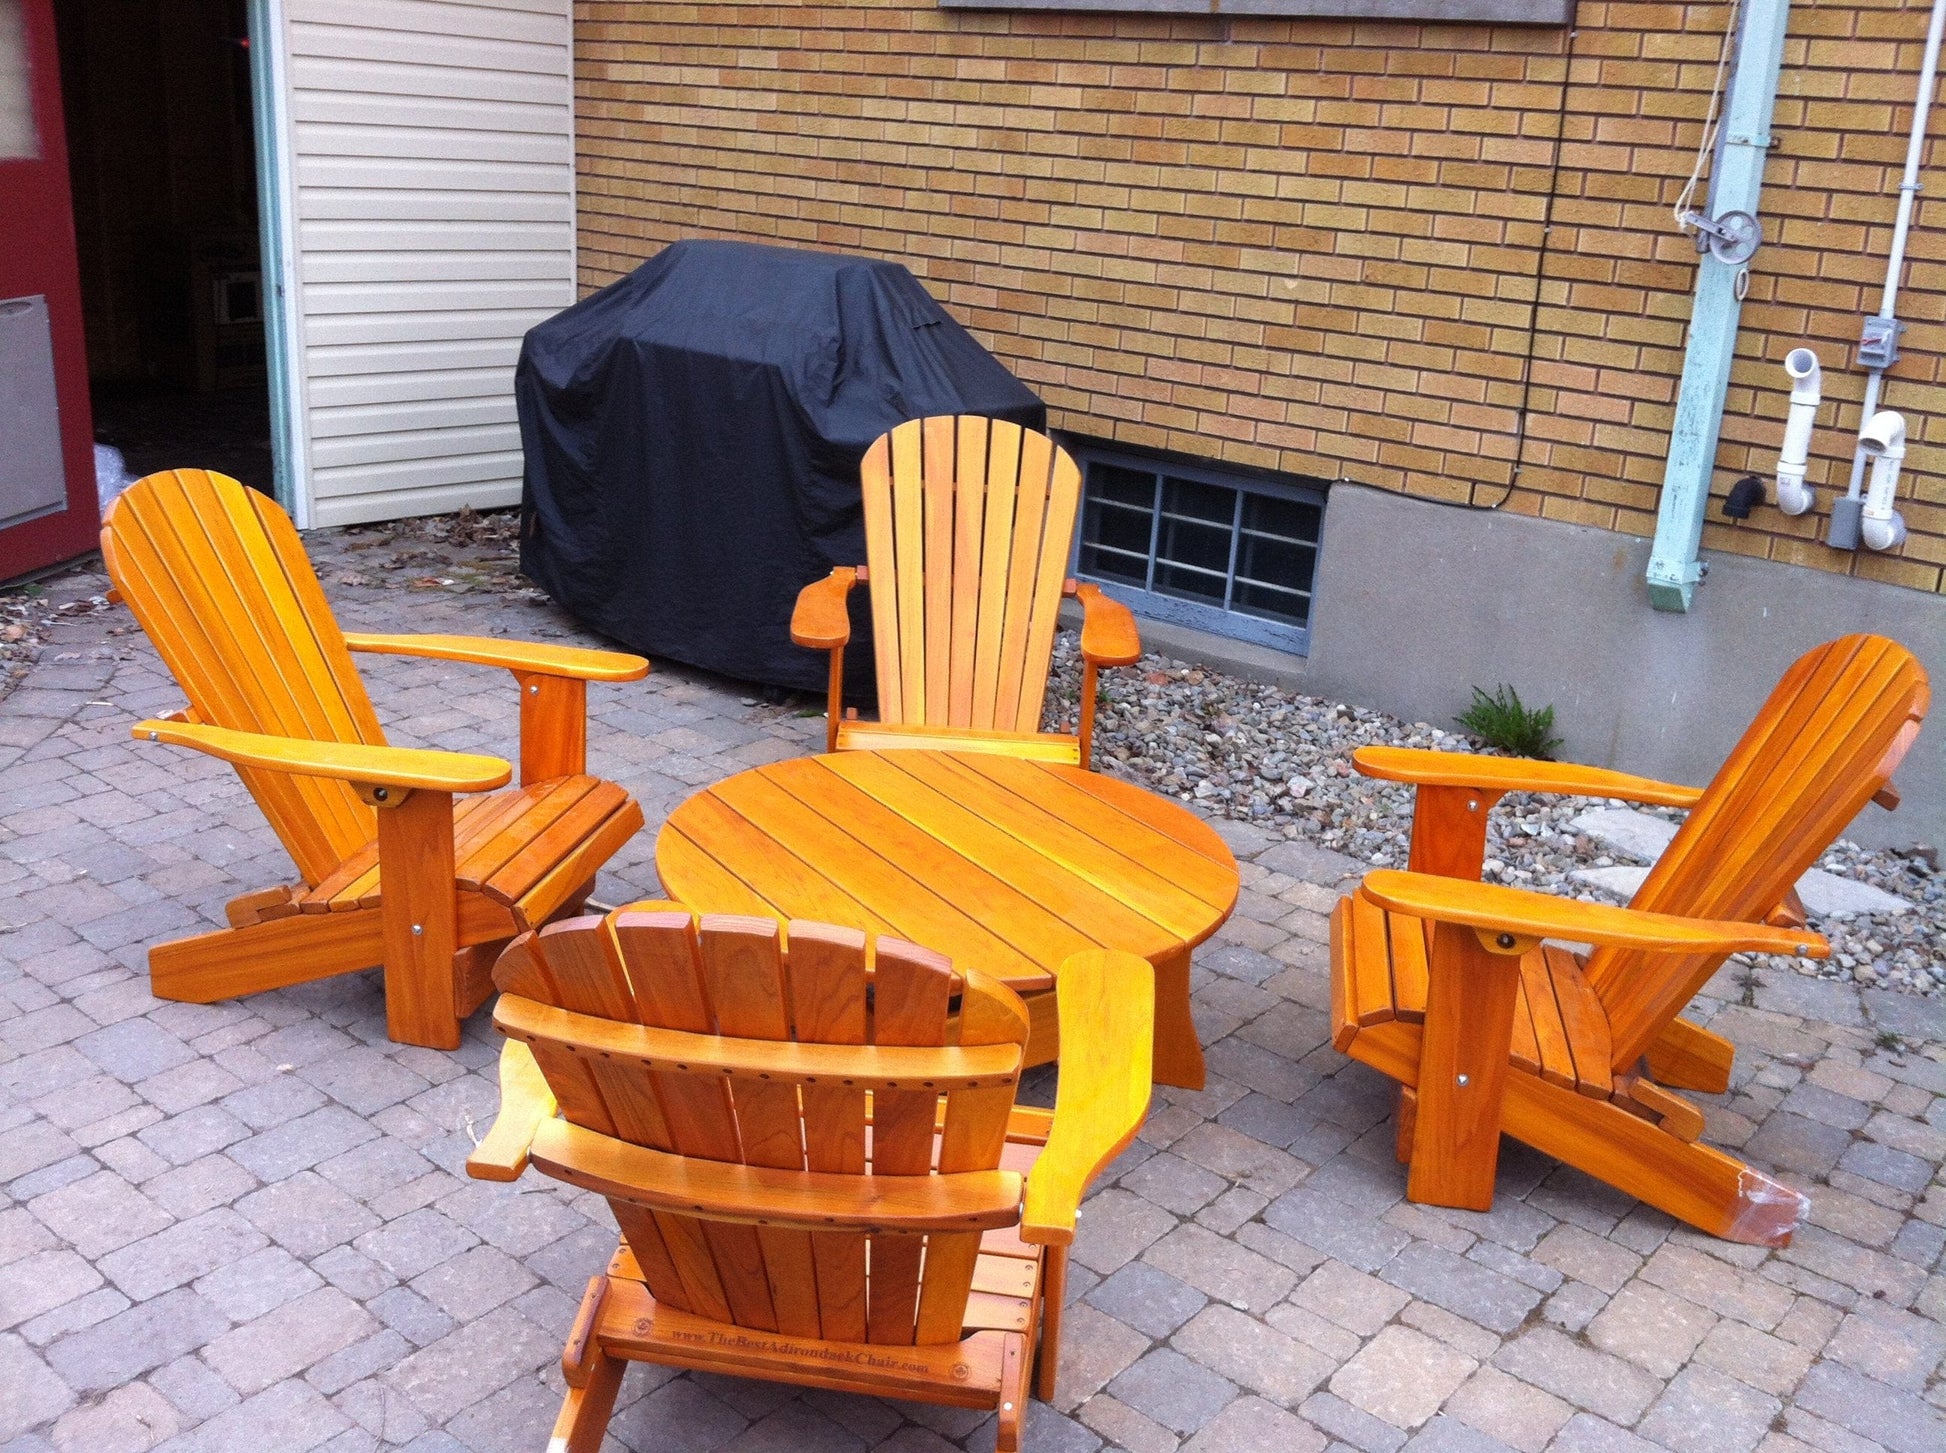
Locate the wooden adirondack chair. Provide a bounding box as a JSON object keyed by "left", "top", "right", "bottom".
{"left": 468, "top": 904, "right": 1154, "bottom": 1452}
{"left": 1331, "top": 634, "right": 1928, "bottom": 1246}
{"left": 791, "top": 415, "right": 1142, "bottom": 765}
{"left": 101, "top": 469, "right": 650, "bottom": 1050}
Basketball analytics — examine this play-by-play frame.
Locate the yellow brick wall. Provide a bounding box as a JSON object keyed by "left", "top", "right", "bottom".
{"left": 573, "top": 0, "right": 1946, "bottom": 595}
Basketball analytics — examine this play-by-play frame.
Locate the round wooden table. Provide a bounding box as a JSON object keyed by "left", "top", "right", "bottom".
{"left": 656, "top": 750, "right": 1238, "bottom": 1089}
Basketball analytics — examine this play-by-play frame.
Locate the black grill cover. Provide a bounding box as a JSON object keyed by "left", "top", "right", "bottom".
{"left": 516, "top": 240, "right": 1044, "bottom": 694}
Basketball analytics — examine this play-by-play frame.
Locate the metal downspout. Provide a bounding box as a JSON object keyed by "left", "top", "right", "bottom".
{"left": 1829, "top": 0, "right": 1946, "bottom": 549}
{"left": 1645, "top": 0, "right": 1795, "bottom": 612}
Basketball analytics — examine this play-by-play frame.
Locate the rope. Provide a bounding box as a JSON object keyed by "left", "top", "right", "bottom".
{"left": 1674, "top": 0, "right": 1744, "bottom": 232}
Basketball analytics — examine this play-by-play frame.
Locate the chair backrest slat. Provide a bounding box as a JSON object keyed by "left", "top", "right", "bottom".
{"left": 499, "top": 908, "right": 1029, "bottom": 1348}
{"left": 1586, "top": 635, "right": 1929, "bottom": 1067}
{"left": 861, "top": 417, "right": 1083, "bottom": 736}
{"left": 101, "top": 470, "right": 384, "bottom": 883}
{"left": 786, "top": 922, "right": 871, "bottom": 1342}
{"left": 949, "top": 416, "right": 991, "bottom": 724}
{"left": 702, "top": 918, "right": 820, "bottom": 1337}
{"left": 864, "top": 939, "right": 955, "bottom": 1345}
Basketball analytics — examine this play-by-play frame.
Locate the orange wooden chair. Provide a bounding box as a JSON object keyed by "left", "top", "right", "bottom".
{"left": 101, "top": 469, "right": 650, "bottom": 1049}
{"left": 791, "top": 415, "right": 1142, "bottom": 766}
{"left": 1331, "top": 635, "right": 1927, "bottom": 1246}
{"left": 467, "top": 905, "right": 1154, "bottom": 1452}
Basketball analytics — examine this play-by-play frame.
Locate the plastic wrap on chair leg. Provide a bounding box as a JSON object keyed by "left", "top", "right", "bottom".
{"left": 1727, "top": 1169, "right": 1809, "bottom": 1248}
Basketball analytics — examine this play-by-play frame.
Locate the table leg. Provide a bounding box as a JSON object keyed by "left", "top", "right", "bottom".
{"left": 1019, "top": 950, "right": 1203, "bottom": 1090}
{"left": 1022, "top": 988, "right": 1060, "bottom": 1069}
{"left": 1150, "top": 946, "right": 1205, "bottom": 1091}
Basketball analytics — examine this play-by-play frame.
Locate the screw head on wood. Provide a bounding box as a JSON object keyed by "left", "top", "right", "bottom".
{"left": 372, "top": 786, "right": 389, "bottom": 802}
{"left": 1457, "top": 1074, "right": 1470, "bottom": 1086}
{"left": 412, "top": 924, "right": 422, "bottom": 936}
{"left": 1496, "top": 933, "right": 1516, "bottom": 949}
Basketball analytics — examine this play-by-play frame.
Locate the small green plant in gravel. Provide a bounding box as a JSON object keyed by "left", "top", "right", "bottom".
{"left": 1458, "top": 684, "right": 1563, "bottom": 759}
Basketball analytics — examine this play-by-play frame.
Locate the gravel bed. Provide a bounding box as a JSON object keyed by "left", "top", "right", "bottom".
{"left": 1043, "top": 635, "right": 1944, "bottom": 1000}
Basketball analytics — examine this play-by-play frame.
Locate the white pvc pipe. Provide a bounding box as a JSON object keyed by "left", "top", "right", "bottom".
{"left": 1861, "top": 410, "right": 1909, "bottom": 550}
{"left": 1776, "top": 347, "right": 1820, "bottom": 514}
{"left": 1840, "top": 0, "right": 1946, "bottom": 519}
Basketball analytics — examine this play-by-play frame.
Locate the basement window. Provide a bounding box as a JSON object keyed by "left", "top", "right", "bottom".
{"left": 1066, "top": 438, "right": 1325, "bottom": 656}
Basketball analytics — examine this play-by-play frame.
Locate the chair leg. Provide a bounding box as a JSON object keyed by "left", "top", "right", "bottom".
{"left": 150, "top": 907, "right": 385, "bottom": 1003}
{"left": 1501, "top": 1071, "right": 1807, "bottom": 1246}
{"left": 824, "top": 648, "right": 845, "bottom": 754}
{"left": 1149, "top": 946, "right": 1205, "bottom": 1091}
{"left": 451, "top": 941, "right": 502, "bottom": 1021}
{"left": 376, "top": 790, "right": 462, "bottom": 1050}
{"left": 1409, "top": 922, "right": 1520, "bottom": 1211}
{"left": 517, "top": 673, "right": 587, "bottom": 783}
{"left": 1395, "top": 1086, "right": 1417, "bottom": 1165}
{"left": 996, "top": 1332, "right": 1029, "bottom": 1453}
{"left": 1035, "top": 1246, "right": 1068, "bottom": 1402}
{"left": 549, "top": 1351, "right": 624, "bottom": 1453}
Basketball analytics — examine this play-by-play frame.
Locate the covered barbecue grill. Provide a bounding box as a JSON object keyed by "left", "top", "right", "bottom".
{"left": 515, "top": 240, "right": 1045, "bottom": 695}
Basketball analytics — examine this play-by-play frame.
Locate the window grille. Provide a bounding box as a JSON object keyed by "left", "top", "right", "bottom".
{"left": 1068, "top": 439, "right": 1324, "bottom": 655}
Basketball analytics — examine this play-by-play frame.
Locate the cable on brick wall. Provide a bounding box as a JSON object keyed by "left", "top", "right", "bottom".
{"left": 1469, "top": 0, "right": 1581, "bottom": 512}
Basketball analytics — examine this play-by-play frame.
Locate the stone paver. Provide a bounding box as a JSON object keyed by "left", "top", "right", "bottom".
{"left": 1569, "top": 809, "right": 1912, "bottom": 918}
{"left": 2, "top": 551, "right": 1943, "bottom": 1452}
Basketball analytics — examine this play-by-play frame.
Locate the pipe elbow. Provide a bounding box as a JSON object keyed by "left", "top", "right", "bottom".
{"left": 1775, "top": 474, "right": 1815, "bottom": 516}
{"left": 1784, "top": 346, "right": 1822, "bottom": 406}
{"left": 1860, "top": 409, "right": 1906, "bottom": 460}
{"left": 1861, "top": 510, "right": 1908, "bottom": 551}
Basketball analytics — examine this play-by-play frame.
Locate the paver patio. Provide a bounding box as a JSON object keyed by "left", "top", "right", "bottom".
{"left": 2, "top": 541, "right": 1942, "bottom": 1453}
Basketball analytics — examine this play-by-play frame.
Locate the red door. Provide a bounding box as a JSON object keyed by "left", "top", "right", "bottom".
{"left": 0, "top": 0, "right": 97, "bottom": 581}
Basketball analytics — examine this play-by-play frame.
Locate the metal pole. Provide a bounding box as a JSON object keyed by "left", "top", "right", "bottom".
{"left": 1645, "top": 0, "right": 1794, "bottom": 612}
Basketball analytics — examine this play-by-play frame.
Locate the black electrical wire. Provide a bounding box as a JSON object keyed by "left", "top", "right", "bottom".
{"left": 1467, "top": 0, "right": 1581, "bottom": 511}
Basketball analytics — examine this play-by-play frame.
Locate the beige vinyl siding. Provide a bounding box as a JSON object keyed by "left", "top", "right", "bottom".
{"left": 279, "top": 0, "right": 573, "bottom": 526}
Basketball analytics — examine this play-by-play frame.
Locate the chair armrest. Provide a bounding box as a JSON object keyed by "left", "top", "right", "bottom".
{"left": 467, "top": 1040, "right": 558, "bottom": 1182}
{"left": 791, "top": 568, "right": 859, "bottom": 650}
{"left": 1071, "top": 582, "right": 1142, "bottom": 667}
{"left": 342, "top": 632, "right": 648, "bottom": 683}
{"left": 1353, "top": 745, "right": 1703, "bottom": 808}
{"left": 1021, "top": 949, "right": 1154, "bottom": 1245}
{"left": 133, "top": 719, "right": 511, "bottom": 795}
{"left": 1360, "top": 870, "right": 1828, "bottom": 959}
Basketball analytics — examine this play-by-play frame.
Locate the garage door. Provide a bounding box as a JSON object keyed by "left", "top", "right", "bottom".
{"left": 267, "top": 0, "right": 574, "bottom": 526}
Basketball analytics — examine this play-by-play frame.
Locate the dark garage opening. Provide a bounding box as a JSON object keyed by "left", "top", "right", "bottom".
{"left": 54, "top": 0, "right": 272, "bottom": 490}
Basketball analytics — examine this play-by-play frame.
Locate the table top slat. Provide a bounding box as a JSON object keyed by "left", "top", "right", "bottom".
{"left": 658, "top": 751, "right": 1238, "bottom": 992}
{"left": 950, "top": 755, "right": 1241, "bottom": 906}
{"left": 661, "top": 799, "right": 881, "bottom": 931}
{"left": 815, "top": 753, "right": 1178, "bottom": 960}
{"left": 871, "top": 754, "right": 1224, "bottom": 943}
{"left": 763, "top": 756, "right": 1101, "bottom": 968}
{"left": 705, "top": 769, "right": 1052, "bottom": 989}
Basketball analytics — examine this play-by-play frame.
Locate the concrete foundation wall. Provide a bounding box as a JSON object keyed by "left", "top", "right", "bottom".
{"left": 1297, "top": 485, "right": 1944, "bottom": 850}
